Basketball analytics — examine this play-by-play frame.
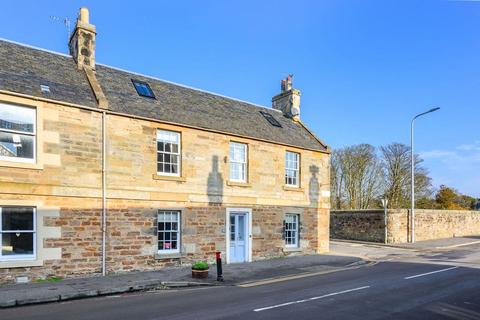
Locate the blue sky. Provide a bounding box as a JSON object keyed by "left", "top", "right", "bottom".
{"left": 1, "top": 0, "right": 478, "bottom": 197}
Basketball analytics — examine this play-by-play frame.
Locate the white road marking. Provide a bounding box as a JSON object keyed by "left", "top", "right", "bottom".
{"left": 239, "top": 269, "right": 345, "bottom": 288}
{"left": 404, "top": 266, "right": 459, "bottom": 280}
{"left": 438, "top": 240, "right": 480, "bottom": 249}
{"left": 253, "top": 286, "right": 370, "bottom": 312}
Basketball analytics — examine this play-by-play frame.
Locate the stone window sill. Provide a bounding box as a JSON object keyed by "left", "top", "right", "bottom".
{"left": 283, "top": 247, "right": 303, "bottom": 253}
{"left": 283, "top": 186, "right": 304, "bottom": 192}
{"left": 0, "top": 259, "right": 43, "bottom": 269}
{"left": 227, "top": 181, "right": 252, "bottom": 187}
{"left": 152, "top": 174, "right": 186, "bottom": 182}
{"left": 154, "top": 253, "right": 184, "bottom": 260}
{"left": 0, "top": 160, "right": 43, "bottom": 170}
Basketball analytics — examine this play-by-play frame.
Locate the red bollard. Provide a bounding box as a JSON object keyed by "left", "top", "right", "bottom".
{"left": 216, "top": 251, "right": 224, "bottom": 282}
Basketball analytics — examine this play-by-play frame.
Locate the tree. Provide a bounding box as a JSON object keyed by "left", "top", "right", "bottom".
{"left": 416, "top": 196, "right": 437, "bottom": 209}
{"left": 380, "top": 143, "right": 432, "bottom": 209}
{"left": 457, "top": 195, "right": 477, "bottom": 210}
{"left": 330, "top": 143, "right": 476, "bottom": 211}
{"left": 435, "top": 185, "right": 475, "bottom": 210}
{"left": 330, "top": 144, "right": 383, "bottom": 209}
{"left": 330, "top": 150, "right": 344, "bottom": 210}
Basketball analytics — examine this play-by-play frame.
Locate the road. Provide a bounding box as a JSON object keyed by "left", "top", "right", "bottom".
{"left": 1, "top": 242, "right": 479, "bottom": 319}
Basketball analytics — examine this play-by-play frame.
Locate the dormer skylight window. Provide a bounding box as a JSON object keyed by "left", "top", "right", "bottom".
{"left": 40, "top": 85, "right": 50, "bottom": 93}
{"left": 132, "top": 79, "right": 155, "bottom": 99}
{"left": 260, "top": 111, "right": 282, "bottom": 128}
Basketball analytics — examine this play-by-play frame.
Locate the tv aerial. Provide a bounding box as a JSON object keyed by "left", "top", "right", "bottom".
{"left": 50, "top": 16, "right": 71, "bottom": 41}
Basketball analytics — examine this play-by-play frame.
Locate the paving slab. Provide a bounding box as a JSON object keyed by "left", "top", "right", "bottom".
{"left": 391, "top": 236, "right": 480, "bottom": 250}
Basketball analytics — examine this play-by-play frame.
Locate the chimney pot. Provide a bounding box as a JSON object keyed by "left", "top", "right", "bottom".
{"left": 272, "top": 75, "right": 301, "bottom": 121}
{"left": 79, "top": 7, "right": 89, "bottom": 24}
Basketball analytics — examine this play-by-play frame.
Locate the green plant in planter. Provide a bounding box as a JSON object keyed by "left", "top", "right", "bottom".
{"left": 35, "top": 276, "right": 63, "bottom": 283}
{"left": 192, "top": 261, "right": 209, "bottom": 270}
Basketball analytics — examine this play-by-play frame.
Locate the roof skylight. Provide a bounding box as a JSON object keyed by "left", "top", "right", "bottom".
{"left": 40, "top": 85, "right": 50, "bottom": 93}
{"left": 260, "top": 111, "right": 282, "bottom": 127}
{"left": 132, "top": 79, "right": 155, "bottom": 99}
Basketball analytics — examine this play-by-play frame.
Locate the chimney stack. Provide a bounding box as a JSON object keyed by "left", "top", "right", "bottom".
{"left": 69, "top": 7, "right": 96, "bottom": 70}
{"left": 272, "top": 75, "right": 301, "bottom": 121}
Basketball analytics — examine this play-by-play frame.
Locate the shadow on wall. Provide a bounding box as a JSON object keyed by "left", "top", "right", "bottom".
{"left": 309, "top": 164, "right": 320, "bottom": 207}
{"left": 207, "top": 155, "right": 224, "bottom": 205}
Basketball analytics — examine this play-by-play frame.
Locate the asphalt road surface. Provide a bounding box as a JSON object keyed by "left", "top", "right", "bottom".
{"left": 1, "top": 259, "right": 479, "bottom": 320}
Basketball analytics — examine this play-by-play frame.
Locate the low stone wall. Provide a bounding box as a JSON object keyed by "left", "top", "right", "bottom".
{"left": 387, "top": 209, "right": 480, "bottom": 243}
{"left": 330, "top": 210, "right": 386, "bottom": 243}
{"left": 331, "top": 209, "right": 480, "bottom": 244}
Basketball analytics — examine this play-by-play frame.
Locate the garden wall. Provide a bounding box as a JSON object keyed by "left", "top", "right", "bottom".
{"left": 331, "top": 209, "right": 480, "bottom": 244}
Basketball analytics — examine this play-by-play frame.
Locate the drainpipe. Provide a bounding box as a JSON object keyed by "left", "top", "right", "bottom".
{"left": 101, "top": 111, "right": 107, "bottom": 276}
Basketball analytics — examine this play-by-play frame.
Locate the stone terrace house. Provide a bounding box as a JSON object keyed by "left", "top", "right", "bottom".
{"left": 0, "top": 8, "right": 330, "bottom": 284}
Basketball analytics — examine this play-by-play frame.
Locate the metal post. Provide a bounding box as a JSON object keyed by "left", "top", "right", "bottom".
{"left": 385, "top": 206, "right": 388, "bottom": 244}
{"left": 216, "top": 251, "right": 224, "bottom": 282}
{"left": 411, "top": 119, "right": 415, "bottom": 243}
{"left": 410, "top": 107, "right": 440, "bottom": 243}
{"left": 381, "top": 199, "right": 388, "bottom": 244}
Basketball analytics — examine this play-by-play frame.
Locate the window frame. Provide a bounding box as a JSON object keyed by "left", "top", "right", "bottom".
{"left": 131, "top": 79, "right": 156, "bottom": 99}
{"left": 284, "top": 214, "right": 300, "bottom": 248}
{"left": 156, "top": 129, "right": 181, "bottom": 177}
{"left": 157, "top": 210, "right": 181, "bottom": 254}
{"left": 0, "top": 103, "right": 37, "bottom": 164}
{"left": 285, "top": 151, "right": 300, "bottom": 187}
{"left": 0, "top": 206, "right": 37, "bottom": 261}
{"left": 229, "top": 142, "right": 248, "bottom": 183}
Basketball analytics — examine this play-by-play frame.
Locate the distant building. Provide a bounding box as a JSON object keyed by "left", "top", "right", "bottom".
{"left": 0, "top": 118, "right": 33, "bottom": 132}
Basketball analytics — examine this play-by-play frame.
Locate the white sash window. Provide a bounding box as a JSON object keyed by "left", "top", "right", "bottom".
{"left": 157, "top": 130, "right": 181, "bottom": 176}
{"left": 0, "top": 103, "right": 36, "bottom": 163}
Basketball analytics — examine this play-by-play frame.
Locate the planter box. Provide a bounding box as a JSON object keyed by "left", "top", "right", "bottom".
{"left": 191, "top": 269, "right": 209, "bottom": 279}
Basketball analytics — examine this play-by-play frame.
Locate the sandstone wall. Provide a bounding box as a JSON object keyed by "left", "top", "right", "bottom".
{"left": 0, "top": 93, "right": 330, "bottom": 210}
{"left": 387, "top": 209, "right": 480, "bottom": 243}
{"left": 0, "top": 194, "right": 326, "bottom": 283}
{"left": 331, "top": 209, "right": 480, "bottom": 244}
{"left": 0, "top": 93, "right": 330, "bottom": 284}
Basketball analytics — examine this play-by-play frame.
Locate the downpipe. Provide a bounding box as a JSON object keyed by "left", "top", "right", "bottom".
{"left": 101, "top": 111, "right": 107, "bottom": 276}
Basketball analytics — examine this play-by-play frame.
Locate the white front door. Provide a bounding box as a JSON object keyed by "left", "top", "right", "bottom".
{"left": 229, "top": 212, "right": 247, "bottom": 263}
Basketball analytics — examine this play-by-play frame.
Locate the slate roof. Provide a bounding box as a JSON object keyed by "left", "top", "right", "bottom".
{"left": 0, "top": 39, "right": 328, "bottom": 152}
{"left": 0, "top": 40, "right": 98, "bottom": 108}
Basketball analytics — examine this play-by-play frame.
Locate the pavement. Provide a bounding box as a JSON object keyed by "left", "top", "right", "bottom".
{"left": 389, "top": 236, "right": 480, "bottom": 250}
{"left": 332, "top": 235, "right": 480, "bottom": 251}
{"left": 0, "top": 254, "right": 362, "bottom": 308}
{"left": 330, "top": 236, "right": 480, "bottom": 269}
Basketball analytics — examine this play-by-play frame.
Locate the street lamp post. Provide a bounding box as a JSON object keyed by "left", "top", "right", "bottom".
{"left": 410, "top": 107, "right": 440, "bottom": 243}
